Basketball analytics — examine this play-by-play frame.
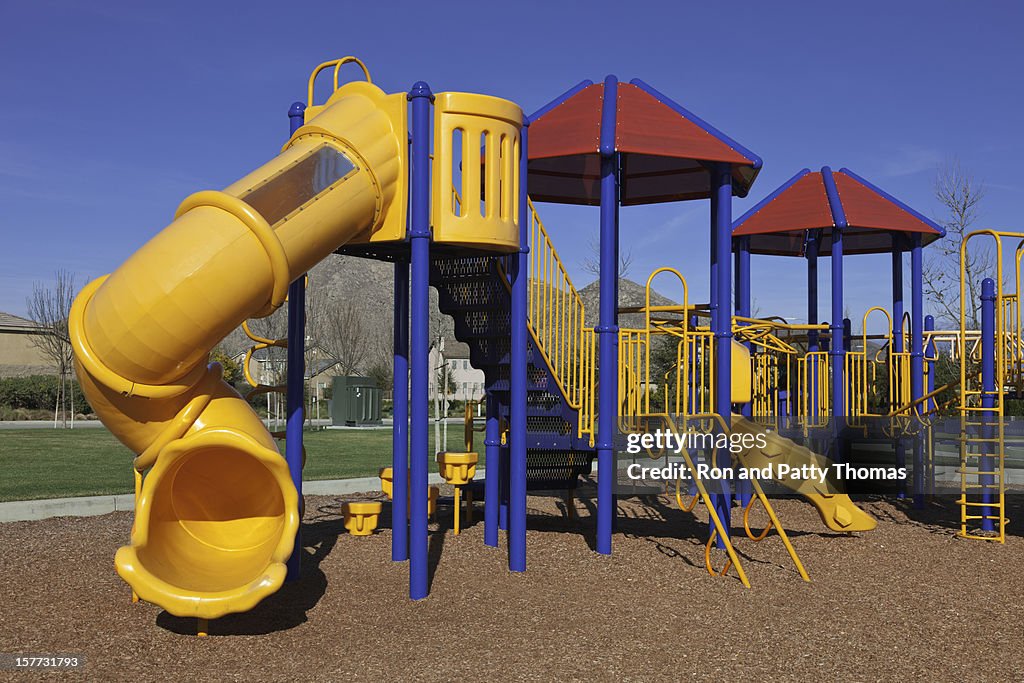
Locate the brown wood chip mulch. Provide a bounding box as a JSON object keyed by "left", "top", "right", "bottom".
{"left": 1, "top": 487, "right": 1022, "bottom": 681}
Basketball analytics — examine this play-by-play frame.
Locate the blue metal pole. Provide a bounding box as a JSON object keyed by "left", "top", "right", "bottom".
{"left": 734, "top": 235, "right": 752, "bottom": 506}
{"left": 924, "top": 315, "right": 936, "bottom": 413}
{"left": 843, "top": 317, "right": 852, "bottom": 430}
{"left": 892, "top": 236, "right": 905, "bottom": 353}
{"left": 806, "top": 232, "right": 819, "bottom": 421}
{"left": 483, "top": 392, "right": 500, "bottom": 547}
{"left": 925, "top": 314, "right": 936, "bottom": 498}
{"left": 499, "top": 439, "right": 509, "bottom": 531}
{"left": 508, "top": 122, "right": 530, "bottom": 572}
{"left": 821, "top": 168, "right": 847, "bottom": 422}
{"left": 596, "top": 75, "right": 618, "bottom": 556}
{"left": 807, "top": 234, "right": 819, "bottom": 351}
{"left": 392, "top": 260, "right": 409, "bottom": 561}
{"left": 284, "top": 101, "right": 306, "bottom": 582}
{"left": 980, "top": 278, "right": 996, "bottom": 532}
{"left": 407, "top": 81, "right": 432, "bottom": 600}
{"left": 911, "top": 234, "right": 925, "bottom": 507}
{"left": 892, "top": 234, "right": 906, "bottom": 498}
{"left": 712, "top": 162, "right": 733, "bottom": 545}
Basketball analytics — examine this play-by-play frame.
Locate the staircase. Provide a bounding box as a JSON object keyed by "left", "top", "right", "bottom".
{"left": 430, "top": 200, "right": 596, "bottom": 491}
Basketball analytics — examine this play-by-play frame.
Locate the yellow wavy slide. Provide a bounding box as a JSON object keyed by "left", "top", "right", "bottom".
{"left": 70, "top": 80, "right": 407, "bottom": 619}
{"left": 731, "top": 415, "right": 877, "bottom": 532}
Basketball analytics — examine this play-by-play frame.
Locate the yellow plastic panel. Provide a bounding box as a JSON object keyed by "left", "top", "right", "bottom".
{"left": 287, "top": 80, "right": 408, "bottom": 246}
{"left": 432, "top": 92, "right": 523, "bottom": 252}
{"left": 731, "top": 340, "right": 752, "bottom": 404}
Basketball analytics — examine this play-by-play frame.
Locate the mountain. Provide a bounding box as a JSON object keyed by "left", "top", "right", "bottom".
{"left": 579, "top": 277, "right": 681, "bottom": 330}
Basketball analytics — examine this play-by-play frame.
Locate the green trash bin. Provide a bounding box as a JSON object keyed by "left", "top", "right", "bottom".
{"left": 330, "top": 376, "right": 382, "bottom": 426}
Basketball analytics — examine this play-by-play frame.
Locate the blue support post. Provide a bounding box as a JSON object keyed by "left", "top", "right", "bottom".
{"left": 842, "top": 318, "right": 852, "bottom": 418}
{"left": 925, "top": 314, "right": 936, "bottom": 498}
{"left": 821, "top": 168, "right": 847, "bottom": 422}
{"left": 892, "top": 236, "right": 905, "bottom": 353}
{"left": 980, "top": 278, "right": 996, "bottom": 532}
{"left": 596, "top": 75, "right": 619, "bottom": 556}
{"left": 892, "top": 235, "right": 906, "bottom": 498}
{"left": 499, "top": 439, "right": 509, "bottom": 531}
{"left": 392, "top": 260, "right": 409, "bottom": 561}
{"left": 806, "top": 232, "right": 819, "bottom": 421}
{"left": 483, "top": 393, "right": 500, "bottom": 547}
{"left": 734, "top": 235, "right": 752, "bottom": 506}
{"left": 806, "top": 234, "right": 819, "bottom": 351}
{"left": 911, "top": 234, "right": 925, "bottom": 507}
{"left": 711, "top": 162, "right": 733, "bottom": 545}
{"left": 407, "top": 81, "right": 432, "bottom": 600}
{"left": 508, "top": 122, "right": 530, "bottom": 572}
{"left": 924, "top": 315, "right": 936, "bottom": 413}
{"left": 284, "top": 101, "right": 306, "bottom": 581}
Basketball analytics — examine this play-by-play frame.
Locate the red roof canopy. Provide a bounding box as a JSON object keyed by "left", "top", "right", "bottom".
{"left": 732, "top": 167, "right": 945, "bottom": 256}
{"left": 527, "top": 79, "right": 762, "bottom": 206}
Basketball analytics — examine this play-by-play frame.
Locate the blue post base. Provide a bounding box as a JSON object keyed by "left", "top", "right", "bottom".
{"left": 483, "top": 395, "right": 499, "bottom": 547}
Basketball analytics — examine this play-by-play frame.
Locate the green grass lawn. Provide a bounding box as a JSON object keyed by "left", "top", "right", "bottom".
{"left": 0, "top": 425, "right": 486, "bottom": 502}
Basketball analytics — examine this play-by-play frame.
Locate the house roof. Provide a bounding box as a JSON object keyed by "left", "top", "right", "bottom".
{"left": 732, "top": 167, "right": 945, "bottom": 256}
{"left": 0, "top": 312, "right": 45, "bottom": 333}
{"left": 527, "top": 77, "right": 761, "bottom": 206}
{"left": 440, "top": 337, "right": 472, "bottom": 360}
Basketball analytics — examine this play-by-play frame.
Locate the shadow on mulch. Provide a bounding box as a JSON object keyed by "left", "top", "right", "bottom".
{"left": 156, "top": 502, "right": 346, "bottom": 637}
{"left": 877, "top": 490, "right": 1024, "bottom": 538}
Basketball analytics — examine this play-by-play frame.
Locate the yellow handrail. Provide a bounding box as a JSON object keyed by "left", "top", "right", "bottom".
{"left": 523, "top": 199, "right": 596, "bottom": 442}
{"left": 453, "top": 187, "right": 595, "bottom": 442}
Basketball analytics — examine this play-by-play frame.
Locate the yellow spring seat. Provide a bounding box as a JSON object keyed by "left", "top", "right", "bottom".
{"left": 342, "top": 501, "right": 382, "bottom": 536}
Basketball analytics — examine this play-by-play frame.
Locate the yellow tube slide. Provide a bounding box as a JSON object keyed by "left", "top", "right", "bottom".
{"left": 731, "top": 416, "right": 877, "bottom": 533}
{"left": 70, "top": 81, "right": 407, "bottom": 619}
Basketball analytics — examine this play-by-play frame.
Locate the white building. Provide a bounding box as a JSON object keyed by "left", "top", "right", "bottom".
{"left": 428, "top": 336, "right": 485, "bottom": 405}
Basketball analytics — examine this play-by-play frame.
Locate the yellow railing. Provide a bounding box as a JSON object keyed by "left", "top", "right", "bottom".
{"left": 796, "top": 351, "right": 830, "bottom": 427}
{"left": 454, "top": 188, "right": 595, "bottom": 442}
{"left": 751, "top": 351, "right": 782, "bottom": 425}
{"left": 619, "top": 330, "right": 648, "bottom": 434}
{"left": 524, "top": 197, "right": 598, "bottom": 444}
{"left": 957, "top": 229, "right": 1020, "bottom": 543}
{"left": 616, "top": 268, "right": 714, "bottom": 428}
{"left": 525, "top": 199, "right": 596, "bottom": 442}
{"left": 845, "top": 307, "right": 891, "bottom": 420}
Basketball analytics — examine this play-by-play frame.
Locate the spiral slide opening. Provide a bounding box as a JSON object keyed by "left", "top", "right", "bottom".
{"left": 116, "top": 430, "right": 299, "bottom": 617}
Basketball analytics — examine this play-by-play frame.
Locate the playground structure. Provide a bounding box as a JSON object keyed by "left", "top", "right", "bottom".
{"left": 66, "top": 57, "right": 1015, "bottom": 627}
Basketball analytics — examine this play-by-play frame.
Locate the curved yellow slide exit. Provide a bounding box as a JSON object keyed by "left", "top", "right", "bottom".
{"left": 70, "top": 79, "right": 407, "bottom": 619}
{"left": 731, "top": 416, "right": 878, "bottom": 533}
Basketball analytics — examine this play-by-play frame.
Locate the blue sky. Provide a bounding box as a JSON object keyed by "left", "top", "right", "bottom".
{"left": 2, "top": 0, "right": 1022, "bottom": 328}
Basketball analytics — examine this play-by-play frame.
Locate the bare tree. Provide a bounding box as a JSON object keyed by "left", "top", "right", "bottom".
{"left": 245, "top": 305, "right": 289, "bottom": 382}
{"left": 582, "top": 236, "right": 635, "bottom": 280}
{"left": 26, "top": 269, "right": 78, "bottom": 428}
{"left": 435, "top": 360, "right": 457, "bottom": 418}
{"left": 924, "top": 159, "right": 988, "bottom": 329}
{"left": 313, "top": 299, "right": 368, "bottom": 376}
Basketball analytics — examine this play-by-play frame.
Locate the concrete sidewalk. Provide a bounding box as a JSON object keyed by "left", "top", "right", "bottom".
{"left": 0, "top": 472, "right": 457, "bottom": 523}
